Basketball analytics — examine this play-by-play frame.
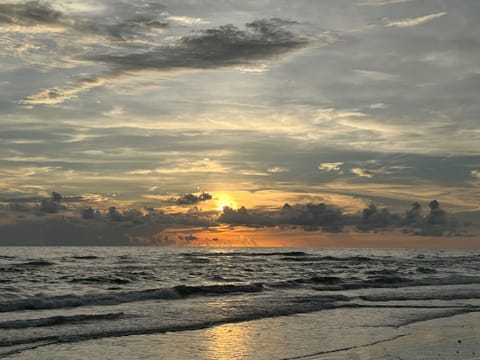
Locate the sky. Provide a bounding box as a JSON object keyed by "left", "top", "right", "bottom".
{"left": 0, "top": 0, "right": 479, "bottom": 246}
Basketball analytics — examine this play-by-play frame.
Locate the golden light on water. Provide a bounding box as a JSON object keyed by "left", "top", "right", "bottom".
{"left": 203, "top": 306, "right": 254, "bottom": 359}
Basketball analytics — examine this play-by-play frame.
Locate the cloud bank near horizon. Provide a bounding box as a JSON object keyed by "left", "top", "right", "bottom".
{"left": 0, "top": 190, "right": 477, "bottom": 245}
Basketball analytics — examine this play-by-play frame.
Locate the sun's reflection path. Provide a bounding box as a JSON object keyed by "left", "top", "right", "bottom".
{"left": 203, "top": 320, "right": 253, "bottom": 360}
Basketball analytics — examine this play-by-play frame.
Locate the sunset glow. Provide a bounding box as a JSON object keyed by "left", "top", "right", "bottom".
{"left": 215, "top": 195, "right": 237, "bottom": 212}
{"left": 0, "top": 0, "right": 478, "bottom": 247}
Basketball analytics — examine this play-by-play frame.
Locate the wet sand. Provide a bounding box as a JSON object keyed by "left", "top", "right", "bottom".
{"left": 9, "top": 310, "right": 480, "bottom": 360}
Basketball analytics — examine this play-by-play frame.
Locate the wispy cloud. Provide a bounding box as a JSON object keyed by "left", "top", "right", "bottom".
{"left": 319, "top": 162, "right": 344, "bottom": 172}
{"left": 351, "top": 167, "right": 383, "bottom": 178}
{"left": 21, "top": 75, "right": 110, "bottom": 105}
{"left": 359, "top": 0, "right": 418, "bottom": 6}
{"left": 167, "top": 16, "right": 210, "bottom": 26}
{"left": 385, "top": 12, "right": 447, "bottom": 28}
{"left": 369, "top": 103, "right": 390, "bottom": 109}
{"left": 267, "top": 167, "right": 289, "bottom": 173}
{"left": 12, "top": 7, "right": 322, "bottom": 106}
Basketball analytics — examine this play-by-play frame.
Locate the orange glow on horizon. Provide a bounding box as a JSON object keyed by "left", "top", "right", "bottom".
{"left": 144, "top": 226, "right": 480, "bottom": 249}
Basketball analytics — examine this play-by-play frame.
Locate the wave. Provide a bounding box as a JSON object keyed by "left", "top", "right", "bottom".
{"left": 71, "top": 255, "right": 100, "bottom": 260}
{"left": 0, "top": 294, "right": 352, "bottom": 352}
{"left": 280, "top": 255, "right": 376, "bottom": 262}
{"left": 0, "top": 260, "right": 55, "bottom": 273}
{"left": 0, "top": 312, "right": 124, "bottom": 330}
{"left": 311, "top": 275, "right": 480, "bottom": 291}
{"left": 416, "top": 267, "right": 437, "bottom": 274}
{"left": 360, "top": 292, "right": 480, "bottom": 302}
{"left": 2, "top": 272, "right": 479, "bottom": 314}
{"left": 16, "top": 260, "right": 55, "bottom": 267}
{"left": 184, "top": 251, "right": 309, "bottom": 257}
{"left": 286, "top": 276, "right": 344, "bottom": 286}
{"left": 68, "top": 276, "right": 131, "bottom": 285}
{"left": 0, "top": 283, "right": 265, "bottom": 313}
{"left": 174, "top": 284, "right": 263, "bottom": 297}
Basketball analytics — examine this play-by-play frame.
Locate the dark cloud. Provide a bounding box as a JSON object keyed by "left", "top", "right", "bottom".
{"left": 356, "top": 203, "right": 396, "bottom": 231}
{"left": 402, "top": 201, "right": 422, "bottom": 227}
{"left": 176, "top": 192, "right": 213, "bottom": 205}
{"left": 0, "top": 1, "right": 168, "bottom": 41}
{"left": 93, "top": 18, "right": 313, "bottom": 71}
{"left": 0, "top": 1, "right": 63, "bottom": 26}
{"left": 218, "top": 206, "right": 275, "bottom": 227}
{"left": 19, "top": 11, "right": 318, "bottom": 104}
{"left": 0, "top": 195, "right": 476, "bottom": 245}
{"left": 37, "top": 192, "right": 65, "bottom": 214}
{"left": 216, "top": 203, "right": 344, "bottom": 232}
{"left": 277, "top": 203, "right": 344, "bottom": 232}
{"left": 81, "top": 207, "right": 95, "bottom": 220}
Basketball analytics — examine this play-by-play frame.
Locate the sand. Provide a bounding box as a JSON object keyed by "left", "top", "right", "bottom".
{"left": 8, "top": 310, "right": 480, "bottom": 360}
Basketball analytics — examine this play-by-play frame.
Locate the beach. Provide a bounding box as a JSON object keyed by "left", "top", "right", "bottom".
{"left": 8, "top": 310, "right": 480, "bottom": 359}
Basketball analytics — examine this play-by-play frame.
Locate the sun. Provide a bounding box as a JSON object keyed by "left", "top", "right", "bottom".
{"left": 215, "top": 195, "right": 237, "bottom": 211}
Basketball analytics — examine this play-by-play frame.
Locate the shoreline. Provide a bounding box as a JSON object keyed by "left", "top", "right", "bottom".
{"left": 8, "top": 309, "right": 480, "bottom": 360}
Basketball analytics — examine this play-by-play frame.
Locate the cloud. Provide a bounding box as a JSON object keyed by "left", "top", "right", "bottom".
{"left": 176, "top": 192, "right": 213, "bottom": 205}
{"left": 358, "top": 0, "right": 418, "bottom": 5}
{"left": 1, "top": 193, "right": 475, "bottom": 244}
{"left": 352, "top": 69, "right": 398, "bottom": 82}
{"left": 93, "top": 18, "right": 313, "bottom": 70}
{"left": 218, "top": 206, "right": 275, "bottom": 227}
{"left": 356, "top": 203, "right": 393, "bottom": 231}
{"left": 0, "top": 1, "right": 63, "bottom": 28}
{"left": 471, "top": 170, "right": 480, "bottom": 179}
{"left": 267, "top": 167, "right": 289, "bottom": 173}
{"left": 0, "top": 1, "right": 168, "bottom": 39}
{"left": 351, "top": 168, "right": 378, "bottom": 178}
{"left": 278, "top": 203, "right": 344, "bottom": 232}
{"left": 167, "top": 16, "right": 210, "bottom": 26}
{"left": 385, "top": 12, "right": 447, "bottom": 28}
{"left": 21, "top": 75, "right": 110, "bottom": 105}
{"left": 319, "top": 162, "right": 344, "bottom": 172}
{"left": 20, "top": 16, "right": 319, "bottom": 105}
{"left": 369, "top": 103, "right": 389, "bottom": 109}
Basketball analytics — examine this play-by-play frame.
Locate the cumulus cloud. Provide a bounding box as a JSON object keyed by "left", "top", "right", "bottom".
{"left": 176, "top": 192, "right": 213, "bottom": 205}
{"left": 356, "top": 203, "right": 394, "bottom": 231}
{"left": 37, "top": 192, "right": 65, "bottom": 214}
{"left": 385, "top": 12, "right": 447, "bottom": 28}
{"left": 216, "top": 202, "right": 344, "bottom": 232}
{"left": 218, "top": 206, "right": 274, "bottom": 227}
{"left": 403, "top": 201, "right": 422, "bottom": 226}
{"left": 0, "top": 193, "right": 475, "bottom": 244}
{"left": 278, "top": 203, "right": 344, "bottom": 232}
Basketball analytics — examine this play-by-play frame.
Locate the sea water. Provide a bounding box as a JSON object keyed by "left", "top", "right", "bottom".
{"left": 1, "top": 247, "right": 479, "bottom": 358}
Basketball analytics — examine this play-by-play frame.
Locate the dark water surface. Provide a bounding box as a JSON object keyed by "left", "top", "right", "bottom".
{"left": 1, "top": 247, "right": 479, "bottom": 357}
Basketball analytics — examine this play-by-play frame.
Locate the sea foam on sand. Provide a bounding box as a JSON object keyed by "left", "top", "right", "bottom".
{"left": 8, "top": 309, "right": 480, "bottom": 360}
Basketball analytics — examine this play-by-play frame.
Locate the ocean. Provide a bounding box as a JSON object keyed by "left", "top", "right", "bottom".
{"left": 1, "top": 247, "right": 480, "bottom": 359}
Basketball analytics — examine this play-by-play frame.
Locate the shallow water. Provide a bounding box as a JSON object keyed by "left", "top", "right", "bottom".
{"left": 1, "top": 247, "right": 479, "bottom": 357}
